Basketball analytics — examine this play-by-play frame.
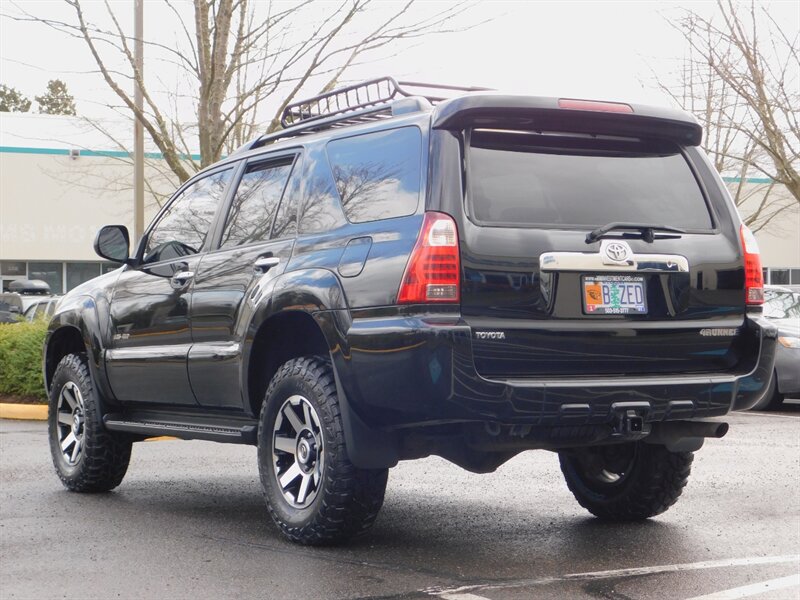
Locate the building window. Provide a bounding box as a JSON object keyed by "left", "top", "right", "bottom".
{"left": 101, "top": 262, "right": 119, "bottom": 274}
{"left": 791, "top": 269, "right": 800, "bottom": 285}
{"left": 770, "top": 269, "right": 790, "bottom": 285}
{"left": 1, "top": 261, "right": 26, "bottom": 276}
{"left": 66, "top": 262, "right": 102, "bottom": 291}
{"left": 28, "top": 262, "right": 63, "bottom": 295}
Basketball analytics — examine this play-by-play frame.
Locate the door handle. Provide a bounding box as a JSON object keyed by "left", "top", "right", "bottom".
{"left": 254, "top": 256, "right": 280, "bottom": 273}
{"left": 172, "top": 270, "right": 194, "bottom": 285}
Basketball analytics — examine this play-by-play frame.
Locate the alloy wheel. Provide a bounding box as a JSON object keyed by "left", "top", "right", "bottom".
{"left": 55, "top": 381, "right": 86, "bottom": 466}
{"left": 272, "top": 395, "right": 324, "bottom": 508}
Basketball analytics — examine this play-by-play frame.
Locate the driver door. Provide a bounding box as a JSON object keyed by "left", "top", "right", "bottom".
{"left": 105, "top": 166, "right": 234, "bottom": 405}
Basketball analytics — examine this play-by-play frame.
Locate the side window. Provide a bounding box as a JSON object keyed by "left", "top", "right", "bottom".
{"left": 298, "top": 146, "right": 347, "bottom": 234}
{"left": 220, "top": 159, "right": 294, "bottom": 248}
{"left": 326, "top": 126, "right": 422, "bottom": 223}
{"left": 272, "top": 158, "right": 302, "bottom": 239}
{"left": 144, "top": 168, "right": 232, "bottom": 263}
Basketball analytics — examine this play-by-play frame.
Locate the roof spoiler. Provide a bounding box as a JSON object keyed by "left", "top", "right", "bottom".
{"left": 432, "top": 95, "right": 703, "bottom": 146}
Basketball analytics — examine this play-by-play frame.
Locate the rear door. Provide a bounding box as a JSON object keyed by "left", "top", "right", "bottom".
{"left": 188, "top": 152, "right": 300, "bottom": 408}
{"left": 458, "top": 128, "right": 747, "bottom": 378}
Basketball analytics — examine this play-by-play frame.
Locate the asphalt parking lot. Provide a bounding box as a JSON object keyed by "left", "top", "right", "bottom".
{"left": 1, "top": 404, "right": 798, "bottom": 600}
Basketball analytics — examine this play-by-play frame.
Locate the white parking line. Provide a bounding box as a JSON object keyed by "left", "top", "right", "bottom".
{"left": 429, "top": 555, "right": 800, "bottom": 598}
{"left": 564, "top": 555, "right": 800, "bottom": 581}
{"left": 685, "top": 573, "right": 800, "bottom": 600}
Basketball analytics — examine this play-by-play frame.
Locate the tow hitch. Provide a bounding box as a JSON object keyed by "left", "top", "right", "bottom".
{"left": 611, "top": 403, "right": 651, "bottom": 440}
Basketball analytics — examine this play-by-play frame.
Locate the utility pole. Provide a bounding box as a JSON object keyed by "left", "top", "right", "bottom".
{"left": 133, "top": 0, "right": 144, "bottom": 242}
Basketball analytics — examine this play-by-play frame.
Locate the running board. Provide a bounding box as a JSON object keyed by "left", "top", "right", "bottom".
{"left": 104, "top": 413, "right": 258, "bottom": 445}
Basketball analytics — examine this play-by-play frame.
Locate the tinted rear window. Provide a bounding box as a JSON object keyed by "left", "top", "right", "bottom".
{"left": 468, "top": 131, "right": 712, "bottom": 230}
{"left": 326, "top": 126, "right": 421, "bottom": 223}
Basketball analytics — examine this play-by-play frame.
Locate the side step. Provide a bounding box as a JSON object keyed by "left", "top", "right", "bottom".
{"left": 104, "top": 412, "right": 258, "bottom": 445}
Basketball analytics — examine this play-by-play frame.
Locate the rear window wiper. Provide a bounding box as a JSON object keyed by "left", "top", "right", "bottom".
{"left": 586, "top": 222, "right": 686, "bottom": 244}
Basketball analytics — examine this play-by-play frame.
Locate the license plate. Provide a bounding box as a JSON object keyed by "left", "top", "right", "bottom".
{"left": 583, "top": 275, "right": 647, "bottom": 315}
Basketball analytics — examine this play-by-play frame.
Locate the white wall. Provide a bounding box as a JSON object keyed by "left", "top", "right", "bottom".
{"left": 0, "top": 152, "right": 172, "bottom": 261}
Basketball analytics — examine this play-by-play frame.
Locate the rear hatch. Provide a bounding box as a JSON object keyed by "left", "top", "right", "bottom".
{"left": 442, "top": 99, "right": 748, "bottom": 378}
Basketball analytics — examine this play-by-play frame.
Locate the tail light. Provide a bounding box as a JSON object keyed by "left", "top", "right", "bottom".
{"left": 740, "top": 224, "right": 764, "bottom": 305}
{"left": 398, "top": 212, "right": 460, "bottom": 303}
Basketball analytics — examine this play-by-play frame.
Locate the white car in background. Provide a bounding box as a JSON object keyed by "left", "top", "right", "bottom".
{"left": 0, "top": 279, "right": 55, "bottom": 324}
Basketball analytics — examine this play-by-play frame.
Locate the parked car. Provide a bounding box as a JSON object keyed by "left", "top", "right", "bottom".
{"left": 23, "top": 297, "right": 61, "bottom": 322}
{"left": 0, "top": 294, "right": 23, "bottom": 323}
{"left": 0, "top": 280, "right": 53, "bottom": 324}
{"left": 750, "top": 286, "right": 800, "bottom": 410}
{"left": 43, "top": 77, "right": 776, "bottom": 545}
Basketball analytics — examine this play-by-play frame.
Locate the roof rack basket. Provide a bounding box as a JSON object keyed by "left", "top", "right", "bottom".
{"left": 280, "top": 76, "right": 490, "bottom": 129}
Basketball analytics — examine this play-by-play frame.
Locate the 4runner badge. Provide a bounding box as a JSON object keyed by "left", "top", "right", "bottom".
{"left": 475, "top": 331, "right": 506, "bottom": 340}
{"left": 699, "top": 328, "right": 740, "bottom": 337}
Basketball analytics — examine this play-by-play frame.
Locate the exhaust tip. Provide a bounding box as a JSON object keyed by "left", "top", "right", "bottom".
{"left": 713, "top": 422, "right": 729, "bottom": 438}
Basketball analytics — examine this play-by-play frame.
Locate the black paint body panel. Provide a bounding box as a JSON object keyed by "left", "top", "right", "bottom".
{"left": 43, "top": 97, "right": 778, "bottom": 470}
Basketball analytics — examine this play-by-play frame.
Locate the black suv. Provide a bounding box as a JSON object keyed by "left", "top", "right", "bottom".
{"left": 44, "top": 77, "right": 777, "bottom": 545}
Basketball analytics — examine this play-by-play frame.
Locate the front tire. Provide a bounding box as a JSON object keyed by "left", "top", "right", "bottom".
{"left": 559, "top": 442, "right": 693, "bottom": 521}
{"left": 257, "top": 356, "right": 388, "bottom": 545}
{"left": 48, "top": 353, "right": 132, "bottom": 492}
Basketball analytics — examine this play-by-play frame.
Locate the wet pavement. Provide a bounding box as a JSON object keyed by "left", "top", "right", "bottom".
{"left": 1, "top": 404, "right": 798, "bottom": 599}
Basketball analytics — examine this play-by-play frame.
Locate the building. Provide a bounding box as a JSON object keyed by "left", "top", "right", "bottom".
{"left": 1, "top": 112, "right": 799, "bottom": 293}
{"left": 1, "top": 112, "right": 177, "bottom": 293}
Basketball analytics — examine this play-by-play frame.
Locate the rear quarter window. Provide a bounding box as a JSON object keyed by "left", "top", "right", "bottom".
{"left": 468, "top": 130, "right": 713, "bottom": 230}
{"left": 326, "top": 126, "right": 422, "bottom": 223}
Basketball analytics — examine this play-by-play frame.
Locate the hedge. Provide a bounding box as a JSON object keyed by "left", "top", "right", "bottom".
{"left": 0, "top": 320, "right": 48, "bottom": 401}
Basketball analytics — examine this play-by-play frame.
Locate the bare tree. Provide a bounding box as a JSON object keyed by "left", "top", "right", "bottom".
{"left": 7, "top": 0, "right": 478, "bottom": 187}
{"left": 660, "top": 0, "right": 799, "bottom": 216}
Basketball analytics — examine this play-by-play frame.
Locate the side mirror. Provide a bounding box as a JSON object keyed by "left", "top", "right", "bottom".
{"left": 94, "top": 225, "right": 132, "bottom": 264}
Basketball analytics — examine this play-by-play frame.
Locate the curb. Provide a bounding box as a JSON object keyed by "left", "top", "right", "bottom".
{"left": 0, "top": 403, "right": 48, "bottom": 421}
{"left": 0, "top": 404, "right": 178, "bottom": 441}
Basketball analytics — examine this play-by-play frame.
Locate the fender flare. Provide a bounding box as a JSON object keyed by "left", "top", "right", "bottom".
{"left": 44, "top": 295, "right": 115, "bottom": 411}
{"left": 242, "top": 268, "right": 400, "bottom": 469}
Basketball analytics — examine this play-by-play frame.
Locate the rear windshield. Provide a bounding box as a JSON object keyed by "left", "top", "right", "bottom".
{"left": 468, "top": 130, "right": 713, "bottom": 230}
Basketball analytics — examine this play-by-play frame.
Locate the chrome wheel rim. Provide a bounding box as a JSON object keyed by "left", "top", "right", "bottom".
{"left": 56, "top": 381, "right": 85, "bottom": 466}
{"left": 272, "top": 395, "right": 324, "bottom": 508}
{"left": 596, "top": 469, "right": 624, "bottom": 484}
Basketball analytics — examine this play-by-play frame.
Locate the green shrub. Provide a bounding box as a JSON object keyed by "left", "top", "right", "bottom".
{"left": 0, "top": 320, "right": 48, "bottom": 401}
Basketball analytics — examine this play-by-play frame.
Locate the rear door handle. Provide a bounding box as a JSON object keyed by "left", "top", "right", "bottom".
{"left": 254, "top": 256, "right": 280, "bottom": 273}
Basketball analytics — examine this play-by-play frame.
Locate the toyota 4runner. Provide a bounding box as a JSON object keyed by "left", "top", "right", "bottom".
{"left": 43, "top": 77, "right": 777, "bottom": 545}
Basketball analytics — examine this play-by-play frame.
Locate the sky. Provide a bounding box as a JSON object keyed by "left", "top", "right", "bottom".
{"left": 0, "top": 0, "right": 798, "bottom": 134}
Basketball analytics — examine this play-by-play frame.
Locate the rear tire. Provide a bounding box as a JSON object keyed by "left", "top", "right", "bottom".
{"left": 749, "top": 372, "right": 784, "bottom": 411}
{"left": 559, "top": 442, "right": 692, "bottom": 521}
{"left": 257, "top": 356, "right": 388, "bottom": 545}
{"left": 48, "top": 353, "right": 132, "bottom": 492}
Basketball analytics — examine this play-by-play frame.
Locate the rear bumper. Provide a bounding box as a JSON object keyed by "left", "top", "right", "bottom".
{"left": 334, "top": 312, "right": 778, "bottom": 427}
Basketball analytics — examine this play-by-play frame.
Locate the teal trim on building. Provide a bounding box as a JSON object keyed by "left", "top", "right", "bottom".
{"left": 0, "top": 145, "right": 201, "bottom": 162}
{"left": 722, "top": 175, "right": 773, "bottom": 184}
{"left": 0, "top": 146, "right": 776, "bottom": 184}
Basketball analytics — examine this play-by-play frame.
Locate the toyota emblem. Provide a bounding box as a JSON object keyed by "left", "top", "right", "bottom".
{"left": 605, "top": 242, "right": 629, "bottom": 262}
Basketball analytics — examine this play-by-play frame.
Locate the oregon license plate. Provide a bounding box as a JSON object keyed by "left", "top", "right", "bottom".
{"left": 583, "top": 275, "right": 647, "bottom": 315}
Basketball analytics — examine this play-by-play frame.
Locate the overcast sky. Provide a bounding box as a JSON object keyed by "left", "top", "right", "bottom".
{"left": 1, "top": 1, "right": 797, "bottom": 122}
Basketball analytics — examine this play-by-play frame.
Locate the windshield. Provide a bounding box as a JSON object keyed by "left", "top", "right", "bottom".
{"left": 467, "top": 130, "right": 713, "bottom": 230}
{"left": 764, "top": 290, "right": 800, "bottom": 320}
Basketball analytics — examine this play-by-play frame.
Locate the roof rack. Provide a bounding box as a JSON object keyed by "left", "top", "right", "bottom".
{"left": 237, "top": 76, "right": 491, "bottom": 153}
{"left": 281, "top": 76, "right": 491, "bottom": 128}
